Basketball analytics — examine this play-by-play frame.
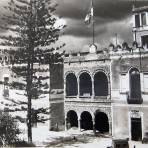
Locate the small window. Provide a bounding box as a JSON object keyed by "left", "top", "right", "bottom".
{"left": 4, "top": 77, "right": 9, "bottom": 85}
{"left": 72, "top": 53, "right": 77, "bottom": 57}
{"left": 141, "top": 35, "right": 148, "bottom": 48}
{"left": 141, "top": 13, "right": 146, "bottom": 26}
{"left": 3, "top": 77, "right": 9, "bottom": 98}
{"left": 135, "top": 14, "right": 140, "bottom": 28}
{"left": 65, "top": 54, "right": 69, "bottom": 57}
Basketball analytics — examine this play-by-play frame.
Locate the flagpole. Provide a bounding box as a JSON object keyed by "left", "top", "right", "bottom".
{"left": 92, "top": 0, "right": 94, "bottom": 45}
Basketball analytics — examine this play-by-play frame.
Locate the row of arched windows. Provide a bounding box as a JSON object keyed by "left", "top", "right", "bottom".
{"left": 66, "top": 72, "right": 108, "bottom": 97}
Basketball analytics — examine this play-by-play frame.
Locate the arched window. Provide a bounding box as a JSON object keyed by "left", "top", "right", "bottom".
{"left": 95, "top": 112, "right": 109, "bottom": 133}
{"left": 80, "top": 111, "right": 93, "bottom": 130}
{"left": 79, "top": 72, "right": 92, "bottom": 97}
{"left": 66, "top": 73, "right": 78, "bottom": 96}
{"left": 67, "top": 110, "right": 78, "bottom": 128}
{"left": 94, "top": 72, "right": 108, "bottom": 96}
{"left": 129, "top": 68, "right": 141, "bottom": 103}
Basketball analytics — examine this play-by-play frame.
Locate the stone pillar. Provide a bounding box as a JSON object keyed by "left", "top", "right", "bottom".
{"left": 64, "top": 77, "right": 66, "bottom": 98}
{"left": 65, "top": 117, "right": 67, "bottom": 131}
{"left": 77, "top": 76, "right": 80, "bottom": 98}
{"left": 92, "top": 79, "right": 95, "bottom": 100}
{"left": 78, "top": 115, "right": 81, "bottom": 131}
{"left": 92, "top": 116, "right": 96, "bottom": 134}
{"left": 109, "top": 120, "right": 112, "bottom": 135}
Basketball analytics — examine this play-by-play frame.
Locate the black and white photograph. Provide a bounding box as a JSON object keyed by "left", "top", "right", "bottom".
{"left": 0, "top": 0, "right": 148, "bottom": 147}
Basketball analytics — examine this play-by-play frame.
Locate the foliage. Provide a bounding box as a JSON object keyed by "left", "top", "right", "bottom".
{"left": 0, "top": 0, "right": 65, "bottom": 142}
{"left": 11, "top": 140, "right": 36, "bottom": 147}
{"left": 0, "top": 112, "right": 20, "bottom": 146}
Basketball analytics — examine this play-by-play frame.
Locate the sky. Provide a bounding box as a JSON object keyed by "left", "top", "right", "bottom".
{"left": 0, "top": 0, "right": 147, "bottom": 52}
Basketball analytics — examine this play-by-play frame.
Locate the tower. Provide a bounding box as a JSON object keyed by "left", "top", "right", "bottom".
{"left": 132, "top": 5, "right": 148, "bottom": 49}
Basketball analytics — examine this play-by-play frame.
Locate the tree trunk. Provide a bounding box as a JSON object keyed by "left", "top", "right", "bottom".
{"left": 27, "top": 57, "right": 33, "bottom": 143}
{"left": 27, "top": 94, "right": 32, "bottom": 143}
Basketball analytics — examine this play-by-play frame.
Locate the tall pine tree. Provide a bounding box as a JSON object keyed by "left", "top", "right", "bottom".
{"left": 0, "top": 0, "right": 65, "bottom": 143}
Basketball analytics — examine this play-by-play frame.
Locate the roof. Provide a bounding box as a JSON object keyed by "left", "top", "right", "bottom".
{"left": 133, "top": 6, "right": 148, "bottom": 13}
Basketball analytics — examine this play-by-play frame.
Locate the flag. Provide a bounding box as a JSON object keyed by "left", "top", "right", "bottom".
{"left": 84, "top": 0, "right": 94, "bottom": 25}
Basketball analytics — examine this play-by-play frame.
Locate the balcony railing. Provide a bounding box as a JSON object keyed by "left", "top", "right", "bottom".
{"left": 127, "top": 92, "right": 143, "bottom": 104}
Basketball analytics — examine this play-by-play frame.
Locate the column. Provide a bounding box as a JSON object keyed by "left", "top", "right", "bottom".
{"left": 140, "top": 73, "right": 144, "bottom": 93}
{"left": 77, "top": 76, "right": 80, "bottom": 98}
{"left": 108, "top": 81, "right": 110, "bottom": 100}
{"left": 78, "top": 115, "right": 81, "bottom": 131}
{"left": 109, "top": 121, "right": 112, "bottom": 135}
{"left": 65, "top": 117, "right": 67, "bottom": 131}
{"left": 146, "top": 12, "right": 148, "bottom": 26}
{"left": 64, "top": 77, "right": 66, "bottom": 98}
{"left": 92, "top": 78, "right": 94, "bottom": 100}
{"left": 92, "top": 116, "right": 96, "bottom": 134}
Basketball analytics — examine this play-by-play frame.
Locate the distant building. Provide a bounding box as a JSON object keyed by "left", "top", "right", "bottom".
{"left": 0, "top": 50, "right": 64, "bottom": 138}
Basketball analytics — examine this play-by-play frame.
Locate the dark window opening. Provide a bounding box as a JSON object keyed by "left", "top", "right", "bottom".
{"left": 141, "top": 13, "right": 146, "bottom": 26}
{"left": 129, "top": 68, "right": 142, "bottom": 104}
{"left": 79, "top": 72, "right": 92, "bottom": 97}
{"left": 72, "top": 53, "right": 77, "bottom": 56}
{"left": 135, "top": 14, "right": 140, "bottom": 28}
{"left": 80, "top": 111, "right": 93, "bottom": 130}
{"left": 67, "top": 110, "right": 78, "bottom": 129}
{"left": 66, "top": 73, "right": 78, "bottom": 96}
{"left": 94, "top": 72, "right": 108, "bottom": 96}
{"left": 95, "top": 112, "right": 109, "bottom": 133}
{"left": 65, "top": 54, "right": 69, "bottom": 57}
{"left": 131, "top": 118, "right": 142, "bottom": 141}
{"left": 141, "top": 35, "right": 148, "bottom": 48}
{"left": 3, "top": 76, "right": 9, "bottom": 97}
{"left": 4, "top": 77, "right": 9, "bottom": 85}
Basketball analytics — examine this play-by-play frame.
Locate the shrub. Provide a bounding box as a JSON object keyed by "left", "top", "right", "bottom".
{"left": 10, "top": 141, "right": 36, "bottom": 147}
{"left": 0, "top": 112, "right": 21, "bottom": 146}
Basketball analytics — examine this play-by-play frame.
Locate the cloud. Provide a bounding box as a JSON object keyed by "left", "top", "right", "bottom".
{"left": 0, "top": 0, "right": 147, "bottom": 52}
{"left": 55, "top": 0, "right": 147, "bottom": 40}
{"left": 63, "top": 18, "right": 107, "bottom": 37}
{"left": 56, "top": 0, "right": 147, "bottom": 20}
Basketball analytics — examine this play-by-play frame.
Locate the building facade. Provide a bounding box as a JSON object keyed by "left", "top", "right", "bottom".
{"left": 64, "top": 5, "right": 148, "bottom": 141}
{"left": 64, "top": 46, "right": 112, "bottom": 134}
{"left": 112, "top": 5, "right": 148, "bottom": 141}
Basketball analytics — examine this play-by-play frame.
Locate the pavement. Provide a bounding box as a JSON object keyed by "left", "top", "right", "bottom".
{"left": 129, "top": 141, "right": 148, "bottom": 148}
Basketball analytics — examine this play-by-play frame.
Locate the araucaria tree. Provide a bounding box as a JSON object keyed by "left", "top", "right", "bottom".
{"left": 0, "top": 0, "right": 65, "bottom": 143}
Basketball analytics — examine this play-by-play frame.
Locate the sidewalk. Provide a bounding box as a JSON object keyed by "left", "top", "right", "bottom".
{"left": 129, "top": 141, "right": 148, "bottom": 148}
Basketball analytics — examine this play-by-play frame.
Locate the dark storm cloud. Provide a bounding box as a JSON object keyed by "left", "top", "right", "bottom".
{"left": 56, "top": 0, "right": 147, "bottom": 39}
{"left": 64, "top": 18, "right": 107, "bottom": 37}
{"left": 56, "top": 0, "right": 147, "bottom": 21}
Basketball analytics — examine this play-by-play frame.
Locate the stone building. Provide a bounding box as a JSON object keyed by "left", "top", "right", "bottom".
{"left": 64, "top": 5, "right": 148, "bottom": 141}
{"left": 112, "top": 5, "right": 148, "bottom": 141}
{"left": 133, "top": 5, "right": 148, "bottom": 49}
{"left": 64, "top": 45, "right": 112, "bottom": 134}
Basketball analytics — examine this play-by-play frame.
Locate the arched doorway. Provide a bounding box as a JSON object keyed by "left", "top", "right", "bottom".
{"left": 81, "top": 111, "right": 93, "bottom": 130}
{"left": 66, "top": 73, "right": 78, "bottom": 96}
{"left": 79, "top": 72, "right": 92, "bottom": 97}
{"left": 67, "top": 110, "right": 78, "bottom": 129}
{"left": 94, "top": 72, "right": 108, "bottom": 96}
{"left": 95, "top": 112, "right": 109, "bottom": 133}
{"left": 129, "top": 68, "right": 141, "bottom": 103}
